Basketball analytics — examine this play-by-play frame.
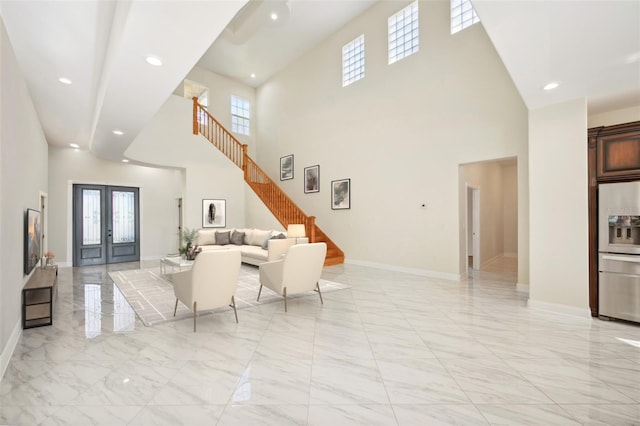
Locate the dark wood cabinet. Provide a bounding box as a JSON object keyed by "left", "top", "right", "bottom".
{"left": 588, "top": 120, "right": 640, "bottom": 317}
{"left": 594, "top": 123, "right": 640, "bottom": 181}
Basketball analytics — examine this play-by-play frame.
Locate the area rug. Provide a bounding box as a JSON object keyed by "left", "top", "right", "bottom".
{"left": 108, "top": 264, "right": 350, "bottom": 326}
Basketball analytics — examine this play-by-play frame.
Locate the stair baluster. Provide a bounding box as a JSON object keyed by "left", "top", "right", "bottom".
{"left": 192, "top": 98, "right": 344, "bottom": 265}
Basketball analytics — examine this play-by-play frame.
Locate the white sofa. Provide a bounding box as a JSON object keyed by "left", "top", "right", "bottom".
{"left": 195, "top": 228, "right": 308, "bottom": 266}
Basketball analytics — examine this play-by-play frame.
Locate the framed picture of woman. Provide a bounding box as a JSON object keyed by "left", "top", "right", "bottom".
{"left": 202, "top": 199, "right": 226, "bottom": 228}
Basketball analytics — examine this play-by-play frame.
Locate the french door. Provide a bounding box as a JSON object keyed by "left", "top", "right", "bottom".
{"left": 73, "top": 184, "right": 140, "bottom": 266}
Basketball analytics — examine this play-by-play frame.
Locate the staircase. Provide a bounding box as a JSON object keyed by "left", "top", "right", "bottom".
{"left": 192, "top": 98, "right": 344, "bottom": 266}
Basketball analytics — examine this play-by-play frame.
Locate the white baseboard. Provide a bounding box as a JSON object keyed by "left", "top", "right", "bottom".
{"left": 345, "top": 259, "right": 461, "bottom": 281}
{"left": 0, "top": 319, "right": 22, "bottom": 382}
{"left": 527, "top": 299, "right": 592, "bottom": 319}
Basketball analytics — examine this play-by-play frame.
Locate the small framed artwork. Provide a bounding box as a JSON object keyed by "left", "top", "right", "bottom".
{"left": 331, "top": 178, "right": 351, "bottom": 210}
{"left": 202, "top": 199, "right": 226, "bottom": 228}
{"left": 280, "top": 154, "right": 294, "bottom": 181}
{"left": 304, "top": 165, "right": 320, "bottom": 193}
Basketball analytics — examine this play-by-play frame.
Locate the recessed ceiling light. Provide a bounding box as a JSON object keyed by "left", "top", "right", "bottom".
{"left": 69, "top": 143, "right": 79, "bottom": 148}
{"left": 250, "top": 73, "right": 256, "bottom": 79}
{"left": 270, "top": 12, "right": 278, "bottom": 20}
{"left": 543, "top": 82, "right": 560, "bottom": 91}
{"left": 113, "top": 130, "right": 124, "bottom": 136}
{"left": 122, "top": 159, "right": 129, "bottom": 163}
{"left": 146, "top": 56, "right": 162, "bottom": 66}
{"left": 59, "top": 77, "right": 72, "bottom": 85}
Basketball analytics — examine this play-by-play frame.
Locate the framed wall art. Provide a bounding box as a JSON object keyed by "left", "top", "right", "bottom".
{"left": 24, "top": 208, "right": 42, "bottom": 274}
{"left": 331, "top": 178, "right": 351, "bottom": 210}
{"left": 280, "top": 154, "right": 294, "bottom": 181}
{"left": 202, "top": 199, "right": 226, "bottom": 228}
{"left": 304, "top": 165, "right": 320, "bottom": 193}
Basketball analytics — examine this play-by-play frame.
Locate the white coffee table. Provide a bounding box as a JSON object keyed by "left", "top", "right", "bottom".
{"left": 160, "top": 256, "right": 194, "bottom": 274}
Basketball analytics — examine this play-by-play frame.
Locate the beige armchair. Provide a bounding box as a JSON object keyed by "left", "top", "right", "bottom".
{"left": 258, "top": 242, "right": 327, "bottom": 312}
{"left": 172, "top": 249, "right": 241, "bottom": 331}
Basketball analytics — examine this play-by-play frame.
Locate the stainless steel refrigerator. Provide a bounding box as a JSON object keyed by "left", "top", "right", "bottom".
{"left": 599, "top": 181, "right": 640, "bottom": 323}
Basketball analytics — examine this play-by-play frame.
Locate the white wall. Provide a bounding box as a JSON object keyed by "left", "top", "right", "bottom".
{"left": 0, "top": 14, "right": 3, "bottom": 370}
{"left": 126, "top": 95, "right": 246, "bottom": 233}
{"left": 0, "top": 17, "right": 49, "bottom": 375}
{"left": 47, "top": 148, "right": 182, "bottom": 263}
{"left": 245, "top": 188, "right": 285, "bottom": 232}
{"left": 517, "top": 156, "right": 529, "bottom": 286}
{"left": 182, "top": 163, "right": 245, "bottom": 231}
{"left": 467, "top": 187, "right": 473, "bottom": 257}
{"left": 177, "top": 66, "right": 257, "bottom": 157}
{"left": 588, "top": 105, "right": 640, "bottom": 128}
{"left": 255, "top": 0, "right": 528, "bottom": 279}
{"left": 529, "top": 98, "right": 590, "bottom": 315}
{"left": 502, "top": 163, "right": 518, "bottom": 256}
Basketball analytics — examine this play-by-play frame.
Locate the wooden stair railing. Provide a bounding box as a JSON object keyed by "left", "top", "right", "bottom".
{"left": 192, "top": 98, "right": 344, "bottom": 266}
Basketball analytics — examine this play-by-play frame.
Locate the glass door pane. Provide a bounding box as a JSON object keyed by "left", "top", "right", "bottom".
{"left": 111, "top": 191, "right": 136, "bottom": 244}
{"left": 82, "top": 189, "right": 101, "bottom": 245}
{"left": 74, "top": 184, "right": 139, "bottom": 266}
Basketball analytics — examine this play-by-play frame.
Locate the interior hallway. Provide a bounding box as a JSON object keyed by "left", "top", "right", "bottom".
{"left": 1, "top": 256, "right": 640, "bottom": 425}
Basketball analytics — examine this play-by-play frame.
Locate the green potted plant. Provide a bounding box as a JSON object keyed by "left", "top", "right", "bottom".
{"left": 179, "top": 227, "right": 198, "bottom": 258}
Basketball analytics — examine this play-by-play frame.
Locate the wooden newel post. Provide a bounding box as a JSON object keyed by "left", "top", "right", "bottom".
{"left": 192, "top": 97, "right": 199, "bottom": 135}
{"left": 308, "top": 216, "right": 316, "bottom": 243}
{"left": 242, "top": 144, "right": 248, "bottom": 180}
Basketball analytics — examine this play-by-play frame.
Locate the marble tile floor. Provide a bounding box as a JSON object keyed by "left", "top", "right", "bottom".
{"left": 2, "top": 257, "right": 640, "bottom": 425}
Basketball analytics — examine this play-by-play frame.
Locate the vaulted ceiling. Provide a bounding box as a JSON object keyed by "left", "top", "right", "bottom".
{"left": 1, "top": 0, "right": 638, "bottom": 161}
{"left": 473, "top": 0, "right": 640, "bottom": 115}
{"left": 0, "top": 0, "right": 247, "bottom": 161}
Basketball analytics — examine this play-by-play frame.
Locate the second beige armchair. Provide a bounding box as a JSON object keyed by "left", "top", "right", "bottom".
{"left": 172, "top": 249, "right": 241, "bottom": 331}
{"left": 258, "top": 242, "right": 327, "bottom": 312}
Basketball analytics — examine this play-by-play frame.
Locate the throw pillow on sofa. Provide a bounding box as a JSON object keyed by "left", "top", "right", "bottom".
{"left": 261, "top": 233, "right": 286, "bottom": 250}
{"left": 248, "top": 229, "right": 272, "bottom": 246}
{"left": 230, "top": 231, "right": 245, "bottom": 245}
{"left": 196, "top": 229, "right": 217, "bottom": 246}
{"left": 215, "top": 230, "right": 231, "bottom": 245}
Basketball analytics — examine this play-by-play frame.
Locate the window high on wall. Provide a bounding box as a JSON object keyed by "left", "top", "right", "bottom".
{"left": 451, "top": 0, "right": 480, "bottom": 34}
{"left": 231, "top": 95, "right": 250, "bottom": 136}
{"left": 388, "top": 1, "right": 419, "bottom": 65}
{"left": 342, "top": 34, "right": 365, "bottom": 87}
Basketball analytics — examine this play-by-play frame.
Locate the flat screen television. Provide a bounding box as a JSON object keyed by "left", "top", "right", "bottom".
{"left": 24, "top": 208, "right": 41, "bottom": 275}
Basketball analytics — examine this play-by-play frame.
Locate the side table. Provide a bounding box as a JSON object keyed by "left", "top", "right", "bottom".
{"left": 160, "top": 256, "right": 194, "bottom": 274}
